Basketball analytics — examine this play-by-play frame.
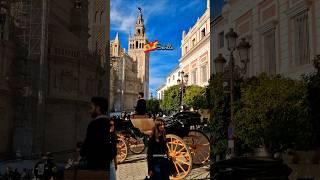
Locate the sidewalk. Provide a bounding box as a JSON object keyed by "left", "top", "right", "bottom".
{"left": 117, "top": 154, "right": 210, "bottom": 180}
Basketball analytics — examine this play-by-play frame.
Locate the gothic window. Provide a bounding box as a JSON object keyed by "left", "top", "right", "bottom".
{"left": 100, "top": 11, "right": 103, "bottom": 24}
{"left": 293, "top": 10, "right": 310, "bottom": 66}
{"left": 95, "top": 11, "right": 98, "bottom": 23}
{"left": 263, "top": 30, "right": 276, "bottom": 75}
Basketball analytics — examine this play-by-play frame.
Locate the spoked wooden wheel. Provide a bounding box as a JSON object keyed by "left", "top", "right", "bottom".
{"left": 183, "top": 130, "right": 210, "bottom": 165}
{"left": 128, "top": 136, "right": 146, "bottom": 154}
{"left": 166, "top": 134, "right": 192, "bottom": 180}
{"left": 117, "top": 136, "right": 128, "bottom": 163}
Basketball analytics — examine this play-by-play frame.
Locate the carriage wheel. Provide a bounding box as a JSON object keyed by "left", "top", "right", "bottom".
{"left": 183, "top": 130, "right": 210, "bottom": 165}
{"left": 128, "top": 136, "right": 146, "bottom": 154}
{"left": 117, "top": 136, "right": 128, "bottom": 163}
{"left": 166, "top": 134, "right": 192, "bottom": 180}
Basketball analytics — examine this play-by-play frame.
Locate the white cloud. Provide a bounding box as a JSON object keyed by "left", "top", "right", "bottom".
{"left": 110, "top": 0, "right": 170, "bottom": 34}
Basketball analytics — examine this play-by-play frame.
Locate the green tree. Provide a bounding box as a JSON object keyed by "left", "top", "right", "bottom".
{"left": 184, "top": 85, "right": 208, "bottom": 110}
{"left": 160, "top": 85, "right": 180, "bottom": 113}
{"left": 146, "top": 98, "right": 161, "bottom": 114}
{"left": 234, "top": 74, "right": 312, "bottom": 153}
{"left": 207, "top": 74, "right": 230, "bottom": 160}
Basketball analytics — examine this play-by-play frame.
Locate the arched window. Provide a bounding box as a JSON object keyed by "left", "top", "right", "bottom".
{"left": 136, "top": 41, "right": 138, "bottom": 49}
{"left": 95, "top": 11, "right": 98, "bottom": 23}
{"left": 100, "top": 11, "right": 103, "bottom": 24}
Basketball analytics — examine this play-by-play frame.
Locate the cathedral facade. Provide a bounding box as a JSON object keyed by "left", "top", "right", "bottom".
{"left": 109, "top": 9, "right": 149, "bottom": 112}
{"left": 0, "top": 0, "right": 107, "bottom": 158}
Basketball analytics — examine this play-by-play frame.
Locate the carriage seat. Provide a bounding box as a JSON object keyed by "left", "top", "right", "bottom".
{"left": 130, "top": 114, "right": 154, "bottom": 135}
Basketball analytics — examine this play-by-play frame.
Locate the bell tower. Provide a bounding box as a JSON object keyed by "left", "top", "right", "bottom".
{"left": 128, "top": 8, "right": 149, "bottom": 98}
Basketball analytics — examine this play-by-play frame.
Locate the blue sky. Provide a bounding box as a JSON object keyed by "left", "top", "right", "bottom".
{"left": 110, "top": 0, "right": 207, "bottom": 97}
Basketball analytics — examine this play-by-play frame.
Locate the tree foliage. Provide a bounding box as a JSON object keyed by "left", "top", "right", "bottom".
{"left": 184, "top": 85, "right": 208, "bottom": 110}
{"left": 160, "top": 85, "right": 180, "bottom": 113}
{"left": 207, "top": 74, "right": 230, "bottom": 159}
{"left": 146, "top": 98, "right": 161, "bottom": 114}
{"left": 304, "top": 71, "right": 320, "bottom": 148}
{"left": 234, "top": 74, "right": 312, "bottom": 153}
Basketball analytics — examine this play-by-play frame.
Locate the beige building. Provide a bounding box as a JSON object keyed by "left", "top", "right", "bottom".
{"left": 157, "top": 0, "right": 210, "bottom": 99}
{"left": 109, "top": 9, "right": 149, "bottom": 112}
{"left": 110, "top": 33, "right": 143, "bottom": 112}
{"left": 179, "top": 0, "right": 211, "bottom": 87}
{"left": 211, "top": 0, "right": 319, "bottom": 78}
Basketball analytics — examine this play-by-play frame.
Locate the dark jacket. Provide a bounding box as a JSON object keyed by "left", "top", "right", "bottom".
{"left": 147, "top": 136, "right": 168, "bottom": 172}
{"left": 80, "top": 115, "right": 110, "bottom": 170}
{"left": 135, "top": 98, "right": 147, "bottom": 115}
{"left": 110, "top": 132, "right": 117, "bottom": 160}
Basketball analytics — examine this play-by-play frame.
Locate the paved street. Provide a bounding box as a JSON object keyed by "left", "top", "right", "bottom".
{"left": 117, "top": 153, "right": 210, "bottom": 180}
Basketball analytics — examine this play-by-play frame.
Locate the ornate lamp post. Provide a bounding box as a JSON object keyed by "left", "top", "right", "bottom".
{"left": 177, "top": 70, "right": 189, "bottom": 110}
{"left": 214, "top": 28, "right": 251, "bottom": 158}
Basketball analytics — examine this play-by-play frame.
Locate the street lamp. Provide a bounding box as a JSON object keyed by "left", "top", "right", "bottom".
{"left": 214, "top": 53, "right": 227, "bottom": 74}
{"left": 214, "top": 28, "right": 251, "bottom": 158}
{"left": 177, "top": 70, "right": 188, "bottom": 110}
{"left": 225, "top": 28, "right": 238, "bottom": 51}
{"left": 237, "top": 38, "right": 251, "bottom": 74}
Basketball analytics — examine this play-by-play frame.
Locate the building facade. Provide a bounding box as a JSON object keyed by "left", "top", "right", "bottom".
{"left": 110, "top": 33, "right": 143, "bottom": 112}
{"left": 0, "top": 0, "right": 107, "bottom": 158}
{"left": 127, "top": 9, "right": 150, "bottom": 98}
{"left": 157, "top": 0, "right": 210, "bottom": 99}
{"left": 211, "top": 0, "right": 319, "bottom": 78}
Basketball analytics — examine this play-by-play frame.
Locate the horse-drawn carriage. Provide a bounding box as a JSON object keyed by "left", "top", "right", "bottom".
{"left": 115, "top": 111, "right": 210, "bottom": 179}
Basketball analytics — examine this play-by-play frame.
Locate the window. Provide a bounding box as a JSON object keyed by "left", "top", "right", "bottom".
{"left": 264, "top": 30, "right": 276, "bottom": 75}
{"left": 95, "top": 11, "right": 98, "bottom": 23}
{"left": 201, "top": 28, "right": 206, "bottom": 38}
{"left": 100, "top": 11, "right": 103, "bottom": 24}
{"left": 185, "top": 46, "right": 188, "bottom": 53}
{"left": 172, "top": 75, "right": 175, "bottom": 80}
{"left": 168, "top": 78, "right": 170, "bottom": 83}
{"left": 218, "top": 31, "right": 224, "bottom": 48}
{"left": 136, "top": 41, "right": 138, "bottom": 49}
{"left": 201, "top": 65, "right": 207, "bottom": 83}
{"left": 191, "top": 70, "right": 197, "bottom": 84}
{"left": 293, "top": 11, "right": 310, "bottom": 65}
{"left": 192, "top": 38, "right": 196, "bottom": 47}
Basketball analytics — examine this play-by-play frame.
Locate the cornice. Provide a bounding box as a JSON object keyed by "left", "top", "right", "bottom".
{"left": 256, "top": 20, "right": 278, "bottom": 34}
{"left": 286, "top": 0, "right": 311, "bottom": 18}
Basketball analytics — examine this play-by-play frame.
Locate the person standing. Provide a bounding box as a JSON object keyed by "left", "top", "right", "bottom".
{"left": 147, "top": 118, "right": 170, "bottom": 180}
{"left": 135, "top": 92, "right": 147, "bottom": 115}
{"left": 109, "top": 118, "right": 118, "bottom": 180}
{"left": 80, "top": 97, "right": 111, "bottom": 171}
